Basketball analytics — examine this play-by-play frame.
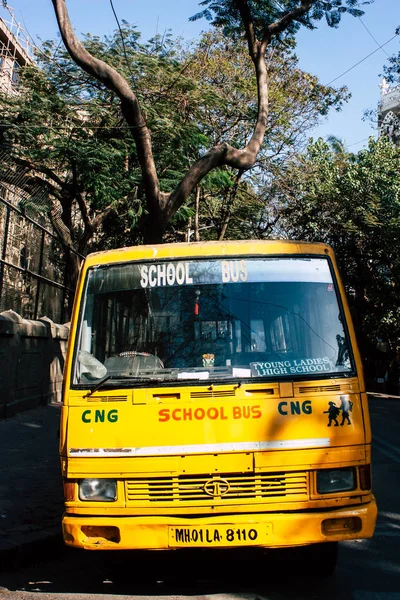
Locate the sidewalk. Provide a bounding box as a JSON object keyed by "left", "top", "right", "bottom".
{"left": 0, "top": 393, "right": 398, "bottom": 572}
{"left": 367, "top": 391, "right": 400, "bottom": 401}
{"left": 0, "top": 403, "right": 65, "bottom": 571}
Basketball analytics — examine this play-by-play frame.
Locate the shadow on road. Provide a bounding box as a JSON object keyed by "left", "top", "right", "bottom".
{"left": 1, "top": 540, "right": 400, "bottom": 600}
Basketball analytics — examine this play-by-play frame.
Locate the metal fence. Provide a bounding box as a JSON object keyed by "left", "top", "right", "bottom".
{"left": 0, "top": 189, "right": 80, "bottom": 323}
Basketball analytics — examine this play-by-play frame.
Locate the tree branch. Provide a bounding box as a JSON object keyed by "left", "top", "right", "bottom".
{"left": 0, "top": 165, "right": 61, "bottom": 199}
{"left": 164, "top": 29, "right": 269, "bottom": 220}
{"left": 266, "top": 1, "right": 315, "bottom": 40}
{"left": 77, "top": 205, "right": 113, "bottom": 254}
{"left": 12, "top": 156, "right": 66, "bottom": 190}
{"left": 235, "top": 0, "right": 257, "bottom": 53}
{"left": 51, "top": 0, "right": 161, "bottom": 221}
{"left": 50, "top": 200, "right": 74, "bottom": 248}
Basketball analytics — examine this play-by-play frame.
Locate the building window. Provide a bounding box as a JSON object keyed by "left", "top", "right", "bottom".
{"left": 11, "top": 61, "right": 19, "bottom": 85}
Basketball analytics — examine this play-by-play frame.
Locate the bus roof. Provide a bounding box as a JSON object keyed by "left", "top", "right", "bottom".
{"left": 83, "top": 240, "right": 334, "bottom": 269}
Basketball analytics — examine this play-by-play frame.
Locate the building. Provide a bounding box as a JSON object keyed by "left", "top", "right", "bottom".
{"left": 377, "top": 78, "right": 400, "bottom": 146}
{"left": 0, "top": 5, "right": 32, "bottom": 94}
{"left": 0, "top": 7, "right": 74, "bottom": 322}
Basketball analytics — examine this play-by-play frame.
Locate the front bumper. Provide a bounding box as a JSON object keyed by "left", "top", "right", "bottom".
{"left": 62, "top": 496, "right": 377, "bottom": 550}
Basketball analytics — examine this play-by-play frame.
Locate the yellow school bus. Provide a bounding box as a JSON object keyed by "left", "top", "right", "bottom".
{"left": 60, "top": 240, "right": 377, "bottom": 573}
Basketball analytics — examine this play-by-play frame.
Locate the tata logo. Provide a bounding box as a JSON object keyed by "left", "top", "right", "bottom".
{"left": 203, "top": 478, "right": 230, "bottom": 497}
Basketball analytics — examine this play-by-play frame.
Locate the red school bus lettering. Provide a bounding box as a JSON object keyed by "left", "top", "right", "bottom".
{"left": 232, "top": 406, "right": 262, "bottom": 419}
{"left": 158, "top": 405, "right": 261, "bottom": 422}
{"left": 158, "top": 406, "right": 228, "bottom": 421}
{"left": 60, "top": 240, "right": 377, "bottom": 574}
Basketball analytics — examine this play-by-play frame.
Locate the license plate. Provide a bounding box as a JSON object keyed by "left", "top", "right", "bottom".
{"left": 168, "top": 524, "right": 271, "bottom": 547}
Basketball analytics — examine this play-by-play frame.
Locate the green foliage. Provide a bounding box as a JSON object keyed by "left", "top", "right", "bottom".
{"left": 186, "top": 30, "right": 348, "bottom": 155}
{"left": 1, "top": 26, "right": 220, "bottom": 248}
{"left": 169, "top": 30, "right": 349, "bottom": 243}
{"left": 1, "top": 22, "right": 347, "bottom": 250}
{"left": 190, "top": 0, "right": 371, "bottom": 40}
{"left": 381, "top": 37, "right": 400, "bottom": 84}
{"left": 271, "top": 136, "right": 400, "bottom": 353}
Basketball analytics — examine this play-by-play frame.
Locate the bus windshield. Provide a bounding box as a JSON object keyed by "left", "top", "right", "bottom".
{"left": 73, "top": 256, "right": 354, "bottom": 385}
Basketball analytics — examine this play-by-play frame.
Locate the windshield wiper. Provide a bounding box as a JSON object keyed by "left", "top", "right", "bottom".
{"left": 83, "top": 374, "right": 168, "bottom": 396}
{"left": 83, "top": 375, "right": 112, "bottom": 398}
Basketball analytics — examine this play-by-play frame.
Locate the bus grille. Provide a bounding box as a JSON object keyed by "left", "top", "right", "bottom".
{"left": 125, "top": 472, "right": 308, "bottom": 505}
{"left": 298, "top": 385, "right": 341, "bottom": 394}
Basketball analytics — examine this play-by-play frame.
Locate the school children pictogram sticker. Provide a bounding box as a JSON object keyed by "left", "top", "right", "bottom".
{"left": 323, "top": 395, "right": 353, "bottom": 427}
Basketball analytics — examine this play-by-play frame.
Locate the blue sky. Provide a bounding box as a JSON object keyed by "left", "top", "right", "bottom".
{"left": 3, "top": 0, "right": 400, "bottom": 152}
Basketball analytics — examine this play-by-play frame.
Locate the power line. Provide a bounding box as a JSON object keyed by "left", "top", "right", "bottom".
{"left": 326, "top": 33, "right": 398, "bottom": 86}
{"left": 346, "top": 137, "right": 370, "bottom": 148}
{"left": 358, "top": 17, "right": 390, "bottom": 58}
{"left": 109, "top": 0, "right": 136, "bottom": 82}
{"left": 1, "top": 122, "right": 126, "bottom": 130}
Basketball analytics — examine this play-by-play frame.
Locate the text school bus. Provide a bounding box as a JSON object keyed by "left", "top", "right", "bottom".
{"left": 60, "top": 240, "right": 377, "bottom": 572}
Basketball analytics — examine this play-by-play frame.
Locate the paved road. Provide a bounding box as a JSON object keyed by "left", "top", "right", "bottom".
{"left": 0, "top": 395, "right": 399, "bottom": 599}
{"left": 0, "top": 402, "right": 63, "bottom": 568}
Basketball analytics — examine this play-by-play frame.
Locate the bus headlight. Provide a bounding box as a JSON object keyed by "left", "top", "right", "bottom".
{"left": 79, "top": 478, "right": 117, "bottom": 501}
{"left": 317, "top": 468, "right": 356, "bottom": 494}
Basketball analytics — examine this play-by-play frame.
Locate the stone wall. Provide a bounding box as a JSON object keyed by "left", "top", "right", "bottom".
{"left": 0, "top": 310, "right": 69, "bottom": 418}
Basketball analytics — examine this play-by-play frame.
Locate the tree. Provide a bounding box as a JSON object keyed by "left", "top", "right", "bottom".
{"left": 381, "top": 25, "right": 400, "bottom": 84}
{"left": 0, "top": 27, "right": 226, "bottom": 282}
{"left": 166, "top": 30, "right": 349, "bottom": 242}
{"left": 1, "top": 22, "right": 348, "bottom": 274}
{"left": 269, "top": 136, "right": 400, "bottom": 357}
{"left": 50, "top": 0, "right": 371, "bottom": 243}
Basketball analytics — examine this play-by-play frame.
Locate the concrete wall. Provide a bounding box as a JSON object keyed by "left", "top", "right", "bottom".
{"left": 0, "top": 310, "right": 69, "bottom": 418}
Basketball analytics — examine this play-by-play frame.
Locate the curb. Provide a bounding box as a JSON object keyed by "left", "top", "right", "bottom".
{"left": 367, "top": 392, "right": 400, "bottom": 401}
